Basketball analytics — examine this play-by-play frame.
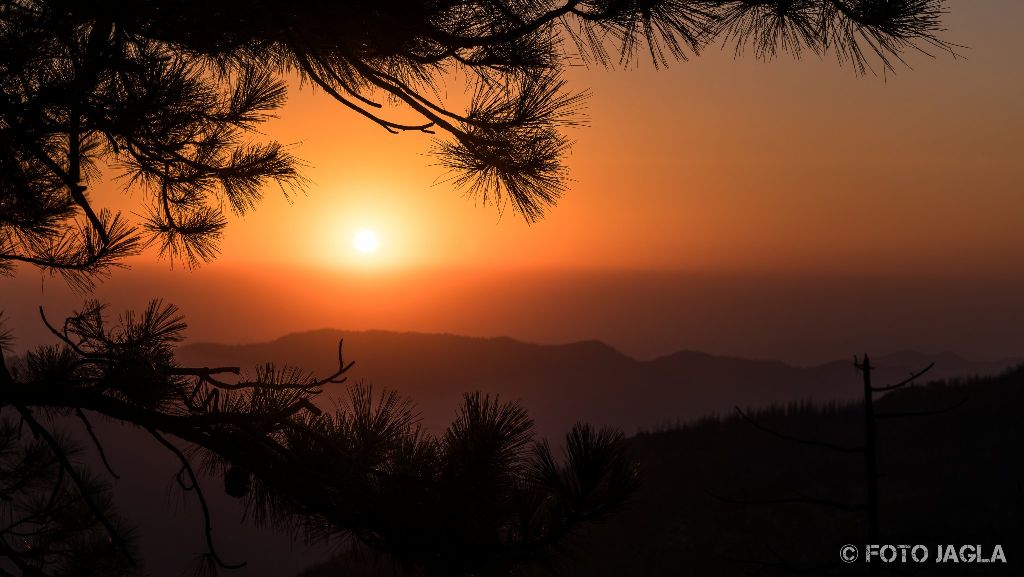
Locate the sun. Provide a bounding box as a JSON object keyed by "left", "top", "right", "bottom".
{"left": 353, "top": 229, "right": 380, "bottom": 254}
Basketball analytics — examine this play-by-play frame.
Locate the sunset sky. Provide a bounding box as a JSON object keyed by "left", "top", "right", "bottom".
{"left": 5, "top": 0, "right": 1023, "bottom": 364}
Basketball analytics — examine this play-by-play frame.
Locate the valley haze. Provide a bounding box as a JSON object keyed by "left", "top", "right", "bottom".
{"left": 177, "top": 329, "right": 1020, "bottom": 438}
{"left": 7, "top": 264, "right": 1024, "bottom": 367}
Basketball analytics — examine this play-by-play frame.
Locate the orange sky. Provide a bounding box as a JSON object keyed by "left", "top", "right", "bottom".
{"left": 4, "top": 0, "right": 1023, "bottom": 363}
{"left": 190, "top": 0, "right": 1022, "bottom": 276}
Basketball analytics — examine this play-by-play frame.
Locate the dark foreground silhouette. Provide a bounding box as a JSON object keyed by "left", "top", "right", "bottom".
{"left": 1, "top": 313, "right": 636, "bottom": 577}
{"left": 6, "top": 330, "right": 1017, "bottom": 576}
{"left": 303, "top": 365, "right": 1022, "bottom": 577}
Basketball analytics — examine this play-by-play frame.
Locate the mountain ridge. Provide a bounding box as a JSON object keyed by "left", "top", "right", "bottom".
{"left": 176, "top": 329, "right": 1021, "bottom": 438}
{"left": 182, "top": 328, "right": 1018, "bottom": 369}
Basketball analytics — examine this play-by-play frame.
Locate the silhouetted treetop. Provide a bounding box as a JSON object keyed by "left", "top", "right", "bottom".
{"left": 2, "top": 0, "right": 954, "bottom": 283}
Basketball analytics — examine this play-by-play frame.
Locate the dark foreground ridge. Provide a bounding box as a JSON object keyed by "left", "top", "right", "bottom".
{"left": 303, "top": 365, "right": 1024, "bottom": 577}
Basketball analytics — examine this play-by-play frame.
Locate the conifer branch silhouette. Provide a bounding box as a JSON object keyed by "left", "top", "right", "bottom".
{"left": 1, "top": 302, "right": 638, "bottom": 576}
{"left": 1, "top": 0, "right": 956, "bottom": 279}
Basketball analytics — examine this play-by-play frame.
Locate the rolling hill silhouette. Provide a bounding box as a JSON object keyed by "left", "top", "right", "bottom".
{"left": 177, "top": 330, "right": 1019, "bottom": 438}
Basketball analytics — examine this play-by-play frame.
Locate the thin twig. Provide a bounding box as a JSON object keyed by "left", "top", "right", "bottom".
{"left": 75, "top": 408, "right": 119, "bottom": 479}
{"left": 146, "top": 427, "right": 246, "bottom": 570}
{"left": 38, "top": 306, "right": 93, "bottom": 358}
{"left": 708, "top": 489, "right": 866, "bottom": 513}
{"left": 871, "top": 362, "right": 935, "bottom": 393}
{"left": 734, "top": 406, "right": 863, "bottom": 454}
{"left": 876, "top": 398, "right": 968, "bottom": 419}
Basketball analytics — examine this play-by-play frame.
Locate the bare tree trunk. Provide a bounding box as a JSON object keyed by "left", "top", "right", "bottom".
{"left": 860, "top": 354, "right": 880, "bottom": 576}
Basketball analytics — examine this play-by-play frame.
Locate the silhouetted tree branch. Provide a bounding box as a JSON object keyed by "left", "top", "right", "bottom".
{"left": 2, "top": 1, "right": 958, "bottom": 287}
{"left": 733, "top": 405, "right": 863, "bottom": 453}
{"left": 74, "top": 408, "right": 120, "bottom": 479}
{"left": 146, "top": 427, "right": 246, "bottom": 571}
{"left": 12, "top": 405, "right": 135, "bottom": 565}
{"left": 875, "top": 397, "right": 967, "bottom": 419}
{"left": 0, "top": 301, "right": 638, "bottom": 576}
{"left": 871, "top": 361, "right": 934, "bottom": 393}
{"left": 0, "top": 401, "right": 137, "bottom": 575}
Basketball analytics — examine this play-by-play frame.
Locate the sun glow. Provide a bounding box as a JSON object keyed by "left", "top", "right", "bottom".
{"left": 354, "top": 229, "right": 380, "bottom": 253}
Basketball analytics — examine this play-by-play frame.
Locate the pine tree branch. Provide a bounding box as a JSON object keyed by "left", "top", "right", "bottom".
{"left": 146, "top": 427, "right": 246, "bottom": 570}
{"left": 75, "top": 408, "right": 119, "bottom": 479}
{"left": 12, "top": 404, "right": 135, "bottom": 566}
{"left": 287, "top": 40, "right": 435, "bottom": 135}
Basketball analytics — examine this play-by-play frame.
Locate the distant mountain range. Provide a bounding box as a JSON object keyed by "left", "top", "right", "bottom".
{"left": 177, "top": 330, "right": 1021, "bottom": 438}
